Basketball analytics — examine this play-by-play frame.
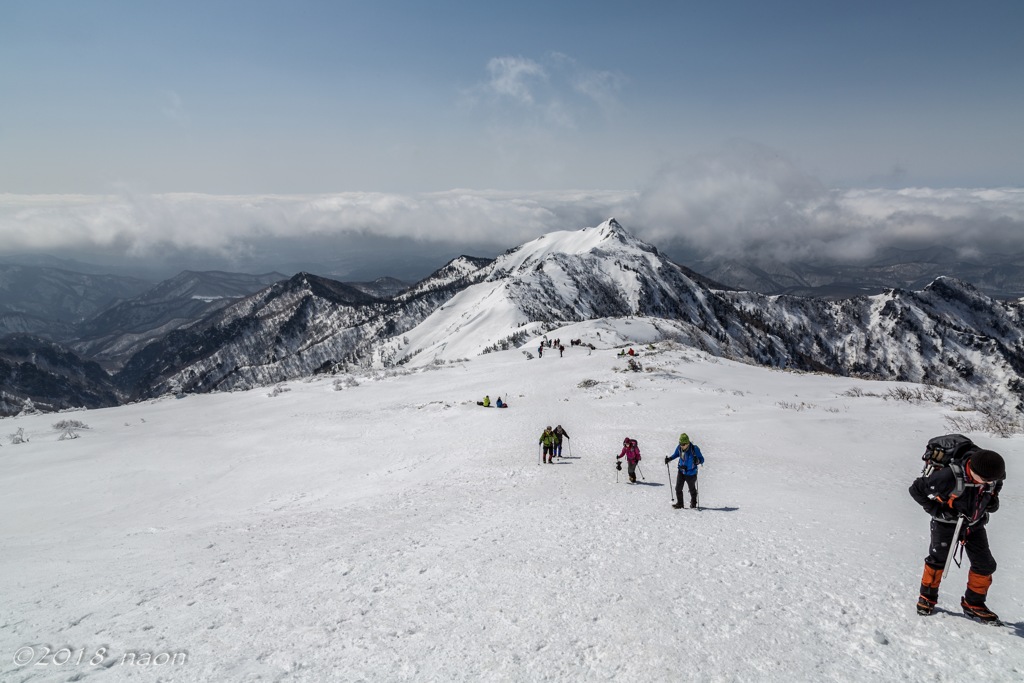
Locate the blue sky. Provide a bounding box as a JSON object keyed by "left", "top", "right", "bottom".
{"left": 1, "top": 1, "right": 1022, "bottom": 277}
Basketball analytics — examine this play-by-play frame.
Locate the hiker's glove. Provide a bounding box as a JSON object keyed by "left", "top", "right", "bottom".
{"left": 616, "top": 461, "right": 622, "bottom": 471}
{"left": 930, "top": 503, "right": 957, "bottom": 521}
{"left": 664, "top": 457, "right": 671, "bottom": 464}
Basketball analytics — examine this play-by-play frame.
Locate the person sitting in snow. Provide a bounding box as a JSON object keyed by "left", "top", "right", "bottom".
{"left": 666, "top": 433, "right": 704, "bottom": 509}
{"left": 617, "top": 437, "right": 642, "bottom": 484}
{"left": 553, "top": 425, "right": 570, "bottom": 457}
{"left": 909, "top": 448, "right": 1006, "bottom": 622}
{"left": 539, "top": 426, "right": 556, "bottom": 464}
{"left": 482, "top": 395, "right": 491, "bottom": 407}
{"left": 496, "top": 397, "right": 507, "bottom": 408}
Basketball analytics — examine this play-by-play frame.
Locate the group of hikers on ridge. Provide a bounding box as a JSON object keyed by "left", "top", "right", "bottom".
{"left": 538, "top": 425, "right": 570, "bottom": 463}
{"left": 614, "top": 432, "right": 705, "bottom": 508}
{"left": 535, "top": 421, "right": 1011, "bottom": 623}
{"left": 542, "top": 428, "right": 706, "bottom": 509}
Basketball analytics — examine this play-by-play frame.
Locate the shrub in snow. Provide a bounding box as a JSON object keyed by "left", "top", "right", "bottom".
{"left": 18, "top": 399, "right": 40, "bottom": 416}
{"left": 482, "top": 330, "right": 531, "bottom": 354}
{"left": 577, "top": 379, "right": 599, "bottom": 388}
{"left": 53, "top": 420, "right": 90, "bottom": 431}
{"left": 166, "top": 378, "right": 185, "bottom": 398}
{"left": 776, "top": 401, "right": 814, "bottom": 412}
{"left": 333, "top": 376, "right": 360, "bottom": 390}
{"left": 268, "top": 384, "right": 291, "bottom": 397}
{"left": 10, "top": 428, "right": 28, "bottom": 444}
{"left": 885, "top": 386, "right": 945, "bottom": 404}
{"left": 959, "top": 407, "right": 1019, "bottom": 438}
{"left": 59, "top": 427, "right": 80, "bottom": 440}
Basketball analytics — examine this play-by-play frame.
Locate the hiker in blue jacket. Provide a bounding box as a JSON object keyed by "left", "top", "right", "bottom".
{"left": 666, "top": 433, "right": 704, "bottom": 509}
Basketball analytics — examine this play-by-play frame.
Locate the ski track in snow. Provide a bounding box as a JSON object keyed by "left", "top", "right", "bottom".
{"left": 1, "top": 333, "right": 1023, "bottom": 682}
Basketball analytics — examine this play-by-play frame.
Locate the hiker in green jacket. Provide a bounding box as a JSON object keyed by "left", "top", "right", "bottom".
{"left": 539, "top": 426, "right": 556, "bottom": 464}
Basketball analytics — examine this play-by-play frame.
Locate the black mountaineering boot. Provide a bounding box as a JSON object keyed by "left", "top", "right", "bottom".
{"left": 961, "top": 596, "right": 1000, "bottom": 623}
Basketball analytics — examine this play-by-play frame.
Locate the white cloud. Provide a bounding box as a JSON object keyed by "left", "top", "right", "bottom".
{"left": 625, "top": 141, "right": 1024, "bottom": 264}
{"left": 485, "top": 56, "right": 546, "bottom": 105}
{"left": 552, "top": 52, "right": 626, "bottom": 112}
{"left": 0, "top": 189, "right": 630, "bottom": 269}
{"left": 473, "top": 53, "right": 625, "bottom": 130}
{"left": 2, "top": 144, "right": 1021, "bottom": 277}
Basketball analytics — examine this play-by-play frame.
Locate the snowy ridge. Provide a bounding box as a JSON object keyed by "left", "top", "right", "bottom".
{"left": 396, "top": 255, "right": 492, "bottom": 300}
{"left": 375, "top": 220, "right": 1023, "bottom": 417}
{"left": 382, "top": 219, "right": 713, "bottom": 364}
{"left": 19, "top": 218, "right": 1019, "bottom": 420}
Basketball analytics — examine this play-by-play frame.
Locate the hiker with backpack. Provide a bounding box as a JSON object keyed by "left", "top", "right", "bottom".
{"left": 666, "top": 433, "right": 704, "bottom": 509}
{"left": 539, "top": 426, "right": 556, "bottom": 464}
{"left": 553, "top": 425, "right": 570, "bottom": 458}
{"left": 617, "top": 437, "right": 641, "bottom": 484}
{"left": 909, "top": 436, "right": 1007, "bottom": 623}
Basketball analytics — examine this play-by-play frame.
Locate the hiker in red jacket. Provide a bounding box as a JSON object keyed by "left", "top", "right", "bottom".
{"left": 617, "top": 438, "right": 641, "bottom": 484}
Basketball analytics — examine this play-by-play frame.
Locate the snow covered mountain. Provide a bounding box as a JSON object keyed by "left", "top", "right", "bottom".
{"left": 378, "top": 219, "right": 720, "bottom": 363}
{"left": 114, "top": 259, "right": 491, "bottom": 400}
{"left": 380, "top": 220, "right": 1024, "bottom": 417}
{"left": 4, "top": 219, "right": 1023, "bottom": 422}
{"left": 0, "top": 263, "right": 151, "bottom": 339}
{"left": 0, "top": 334, "right": 121, "bottom": 415}
{"left": 71, "top": 270, "right": 287, "bottom": 367}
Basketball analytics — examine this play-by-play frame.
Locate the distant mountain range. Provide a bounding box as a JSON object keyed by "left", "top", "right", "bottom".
{"left": 690, "top": 246, "right": 1024, "bottom": 299}
{"left": 70, "top": 270, "right": 288, "bottom": 367}
{"left": 1, "top": 222, "right": 1022, "bottom": 420}
{"left": 0, "top": 264, "right": 152, "bottom": 339}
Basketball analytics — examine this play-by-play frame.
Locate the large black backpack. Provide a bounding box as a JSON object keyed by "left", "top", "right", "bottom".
{"left": 921, "top": 433, "right": 979, "bottom": 497}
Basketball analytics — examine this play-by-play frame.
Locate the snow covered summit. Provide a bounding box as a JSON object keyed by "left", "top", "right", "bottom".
{"left": 380, "top": 219, "right": 713, "bottom": 364}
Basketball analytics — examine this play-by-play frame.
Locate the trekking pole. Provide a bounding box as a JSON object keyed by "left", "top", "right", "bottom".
{"left": 537, "top": 444, "right": 541, "bottom": 466}
{"left": 615, "top": 459, "right": 619, "bottom": 484}
{"left": 667, "top": 463, "right": 675, "bottom": 502}
{"left": 695, "top": 471, "right": 701, "bottom": 511}
{"left": 636, "top": 465, "right": 645, "bottom": 481}
{"left": 942, "top": 515, "right": 966, "bottom": 577}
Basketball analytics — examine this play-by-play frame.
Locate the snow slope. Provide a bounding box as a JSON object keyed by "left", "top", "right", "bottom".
{"left": 2, "top": 321, "right": 1022, "bottom": 682}
{"left": 384, "top": 219, "right": 712, "bottom": 365}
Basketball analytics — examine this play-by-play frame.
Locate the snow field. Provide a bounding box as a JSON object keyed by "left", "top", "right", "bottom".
{"left": 1, "top": 325, "right": 1022, "bottom": 682}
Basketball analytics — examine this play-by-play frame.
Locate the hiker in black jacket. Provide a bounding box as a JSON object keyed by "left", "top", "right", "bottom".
{"left": 909, "top": 449, "right": 1006, "bottom": 622}
{"left": 553, "top": 425, "right": 569, "bottom": 458}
